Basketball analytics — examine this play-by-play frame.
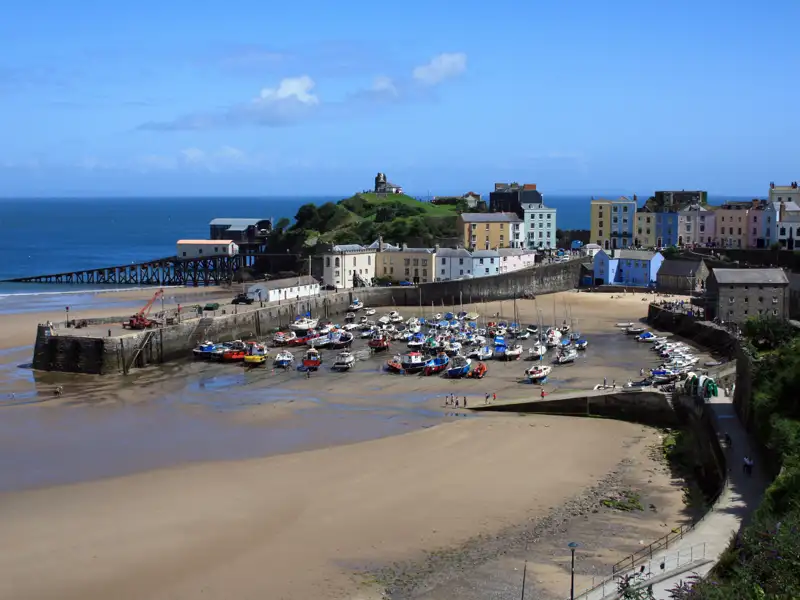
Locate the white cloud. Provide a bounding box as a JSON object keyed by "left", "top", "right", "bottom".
{"left": 180, "top": 147, "right": 206, "bottom": 164}
{"left": 412, "top": 53, "right": 467, "bottom": 85}
{"left": 372, "top": 76, "right": 398, "bottom": 96}
{"left": 256, "top": 75, "right": 319, "bottom": 105}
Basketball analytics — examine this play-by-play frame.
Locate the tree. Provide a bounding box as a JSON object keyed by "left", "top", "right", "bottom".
{"left": 274, "top": 217, "right": 290, "bottom": 231}
{"left": 742, "top": 316, "right": 796, "bottom": 350}
{"left": 294, "top": 204, "right": 320, "bottom": 230}
{"left": 662, "top": 247, "right": 680, "bottom": 259}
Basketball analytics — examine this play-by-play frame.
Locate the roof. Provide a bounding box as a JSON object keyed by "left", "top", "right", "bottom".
{"left": 712, "top": 268, "right": 789, "bottom": 285}
{"left": 209, "top": 218, "right": 269, "bottom": 228}
{"left": 459, "top": 212, "right": 522, "bottom": 223}
{"left": 249, "top": 276, "right": 319, "bottom": 291}
{"left": 177, "top": 239, "right": 236, "bottom": 245}
{"left": 367, "top": 239, "right": 400, "bottom": 251}
{"left": 330, "top": 244, "right": 370, "bottom": 253}
{"left": 657, "top": 259, "right": 705, "bottom": 278}
{"left": 498, "top": 248, "right": 536, "bottom": 256}
{"left": 616, "top": 250, "right": 660, "bottom": 261}
{"left": 471, "top": 250, "right": 500, "bottom": 258}
{"left": 463, "top": 191, "right": 481, "bottom": 198}
{"left": 436, "top": 248, "right": 472, "bottom": 258}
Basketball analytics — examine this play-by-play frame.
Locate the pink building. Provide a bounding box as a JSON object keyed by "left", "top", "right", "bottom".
{"left": 498, "top": 248, "right": 537, "bottom": 273}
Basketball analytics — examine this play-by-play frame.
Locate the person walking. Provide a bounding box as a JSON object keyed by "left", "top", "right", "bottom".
{"left": 492, "top": 392, "right": 497, "bottom": 402}
{"left": 485, "top": 392, "right": 490, "bottom": 404}
{"left": 463, "top": 396, "right": 467, "bottom": 408}
{"left": 603, "top": 376, "right": 607, "bottom": 388}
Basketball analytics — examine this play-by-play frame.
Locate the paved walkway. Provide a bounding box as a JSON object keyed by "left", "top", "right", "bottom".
{"left": 636, "top": 394, "right": 767, "bottom": 599}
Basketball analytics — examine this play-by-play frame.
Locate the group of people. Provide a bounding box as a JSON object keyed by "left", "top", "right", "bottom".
{"left": 443, "top": 392, "right": 498, "bottom": 407}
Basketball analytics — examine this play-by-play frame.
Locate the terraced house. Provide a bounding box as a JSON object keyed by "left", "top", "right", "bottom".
{"left": 678, "top": 204, "right": 715, "bottom": 247}
{"left": 377, "top": 242, "right": 436, "bottom": 284}
{"left": 457, "top": 213, "right": 523, "bottom": 250}
{"left": 714, "top": 201, "right": 750, "bottom": 248}
{"left": 590, "top": 196, "right": 637, "bottom": 249}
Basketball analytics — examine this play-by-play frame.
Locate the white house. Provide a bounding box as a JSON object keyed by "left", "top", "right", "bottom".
{"left": 582, "top": 243, "right": 603, "bottom": 259}
{"left": 776, "top": 202, "right": 800, "bottom": 250}
{"left": 523, "top": 202, "right": 557, "bottom": 250}
{"left": 176, "top": 239, "right": 239, "bottom": 259}
{"left": 436, "top": 247, "right": 473, "bottom": 280}
{"left": 320, "top": 244, "right": 376, "bottom": 289}
{"left": 248, "top": 276, "right": 320, "bottom": 304}
{"left": 471, "top": 249, "right": 500, "bottom": 277}
{"left": 497, "top": 248, "right": 536, "bottom": 273}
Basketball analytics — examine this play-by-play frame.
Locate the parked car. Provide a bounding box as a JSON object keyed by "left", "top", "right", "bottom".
{"left": 232, "top": 293, "right": 254, "bottom": 305}
{"left": 399, "top": 280, "right": 413, "bottom": 286}
{"left": 203, "top": 302, "right": 220, "bottom": 311}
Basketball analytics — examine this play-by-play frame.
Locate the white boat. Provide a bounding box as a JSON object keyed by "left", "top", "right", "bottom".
{"left": 345, "top": 312, "right": 356, "bottom": 322}
{"left": 332, "top": 351, "right": 356, "bottom": 370}
{"left": 378, "top": 315, "right": 391, "bottom": 325}
{"left": 273, "top": 330, "right": 297, "bottom": 346}
{"left": 400, "top": 351, "right": 427, "bottom": 373}
{"left": 528, "top": 342, "right": 547, "bottom": 358}
{"left": 389, "top": 311, "right": 403, "bottom": 323}
{"left": 289, "top": 317, "right": 319, "bottom": 332}
{"left": 273, "top": 350, "right": 294, "bottom": 368}
{"left": 348, "top": 299, "right": 364, "bottom": 311}
{"left": 556, "top": 349, "right": 578, "bottom": 364}
{"left": 526, "top": 364, "right": 552, "bottom": 383}
{"left": 360, "top": 327, "right": 376, "bottom": 339}
{"left": 516, "top": 330, "right": 530, "bottom": 340}
{"left": 434, "top": 313, "right": 442, "bottom": 320}
{"left": 465, "top": 312, "right": 479, "bottom": 321}
{"left": 616, "top": 322, "right": 634, "bottom": 328}
{"left": 504, "top": 344, "right": 523, "bottom": 360}
{"left": 364, "top": 308, "right": 376, "bottom": 316}
{"left": 469, "top": 345, "right": 493, "bottom": 360}
{"left": 343, "top": 322, "right": 359, "bottom": 331}
{"left": 624, "top": 326, "right": 646, "bottom": 335}
{"left": 309, "top": 335, "right": 331, "bottom": 348}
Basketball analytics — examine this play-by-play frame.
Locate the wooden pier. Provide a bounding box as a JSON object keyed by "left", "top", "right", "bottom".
{"left": 6, "top": 255, "right": 250, "bottom": 286}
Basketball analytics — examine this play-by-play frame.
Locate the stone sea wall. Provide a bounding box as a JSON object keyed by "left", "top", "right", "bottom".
{"left": 33, "top": 259, "right": 583, "bottom": 375}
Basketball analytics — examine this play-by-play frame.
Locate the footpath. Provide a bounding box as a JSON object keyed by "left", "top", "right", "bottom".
{"left": 578, "top": 393, "right": 768, "bottom": 600}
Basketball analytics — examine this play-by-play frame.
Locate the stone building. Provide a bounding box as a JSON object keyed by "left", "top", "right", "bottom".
{"left": 656, "top": 259, "right": 709, "bottom": 293}
{"left": 705, "top": 268, "right": 790, "bottom": 323}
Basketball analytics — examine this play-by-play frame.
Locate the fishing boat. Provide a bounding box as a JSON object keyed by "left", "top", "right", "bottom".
{"left": 348, "top": 299, "right": 364, "bottom": 311}
{"left": 343, "top": 321, "right": 359, "bottom": 331}
{"left": 493, "top": 343, "right": 507, "bottom": 360}
{"left": 332, "top": 351, "right": 356, "bottom": 371}
{"left": 526, "top": 364, "right": 552, "bottom": 383}
{"left": 528, "top": 342, "right": 546, "bottom": 359}
{"left": 574, "top": 339, "right": 588, "bottom": 350}
{"left": 446, "top": 355, "right": 472, "bottom": 378}
{"left": 192, "top": 341, "right": 217, "bottom": 359}
{"left": 386, "top": 351, "right": 426, "bottom": 374}
{"left": 444, "top": 340, "right": 463, "bottom": 356}
{"left": 222, "top": 340, "right": 248, "bottom": 362}
{"left": 468, "top": 361, "right": 487, "bottom": 379}
{"left": 302, "top": 348, "right": 323, "bottom": 370}
{"left": 289, "top": 330, "right": 318, "bottom": 346}
{"left": 344, "top": 312, "right": 356, "bottom": 322}
{"left": 504, "top": 344, "right": 523, "bottom": 360}
{"left": 289, "top": 317, "right": 319, "bottom": 332}
{"left": 389, "top": 311, "right": 403, "bottom": 323}
{"left": 423, "top": 353, "right": 449, "bottom": 376}
{"left": 360, "top": 326, "right": 376, "bottom": 339}
{"left": 244, "top": 343, "right": 268, "bottom": 365}
{"left": 407, "top": 332, "right": 425, "bottom": 349}
{"left": 210, "top": 344, "right": 228, "bottom": 361}
{"left": 273, "top": 350, "right": 294, "bottom": 369}
{"left": 465, "top": 312, "right": 479, "bottom": 321}
{"left": 368, "top": 332, "right": 391, "bottom": 351}
{"left": 616, "top": 322, "right": 634, "bottom": 328}
{"left": 625, "top": 326, "right": 646, "bottom": 335}
{"left": 469, "top": 345, "right": 493, "bottom": 360}
{"left": 364, "top": 308, "right": 376, "bottom": 316}
{"left": 331, "top": 330, "right": 354, "bottom": 349}
{"left": 433, "top": 312, "right": 443, "bottom": 321}
{"left": 526, "top": 324, "right": 539, "bottom": 334}
{"left": 556, "top": 348, "right": 578, "bottom": 364}
{"left": 309, "top": 335, "right": 331, "bottom": 348}
{"left": 273, "top": 331, "right": 297, "bottom": 346}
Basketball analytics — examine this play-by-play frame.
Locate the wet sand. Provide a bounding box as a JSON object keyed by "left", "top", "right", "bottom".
{"left": 0, "top": 289, "right": 700, "bottom": 599}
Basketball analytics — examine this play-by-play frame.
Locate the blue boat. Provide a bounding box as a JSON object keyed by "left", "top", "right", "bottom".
{"left": 575, "top": 339, "right": 588, "bottom": 350}
{"left": 493, "top": 335, "right": 506, "bottom": 346}
{"left": 423, "top": 353, "right": 450, "bottom": 375}
{"left": 192, "top": 341, "right": 218, "bottom": 359}
{"left": 446, "top": 355, "right": 472, "bottom": 378}
{"left": 493, "top": 343, "right": 507, "bottom": 360}
{"left": 437, "top": 320, "right": 449, "bottom": 329}
{"left": 560, "top": 338, "right": 572, "bottom": 347}
{"left": 444, "top": 312, "right": 455, "bottom": 321}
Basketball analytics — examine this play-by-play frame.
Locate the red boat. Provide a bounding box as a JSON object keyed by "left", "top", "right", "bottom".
{"left": 423, "top": 353, "right": 450, "bottom": 376}
{"left": 386, "top": 355, "right": 402, "bottom": 372}
{"left": 468, "top": 362, "right": 487, "bottom": 379}
{"left": 302, "top": 348, "right": 323, "bottom": 370}
{"left": 289, "top": 330, "right": 319, "bottom": 346}
{"left": 222, "top": 349, "right": 246, "bottom": 362}
{"left": 368, "top": 332, "right": 391, "bottom": 351}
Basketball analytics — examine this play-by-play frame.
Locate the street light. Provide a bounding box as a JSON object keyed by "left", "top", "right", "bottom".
{"left": 568, "top": 541, "right": 579, "bottom": 600}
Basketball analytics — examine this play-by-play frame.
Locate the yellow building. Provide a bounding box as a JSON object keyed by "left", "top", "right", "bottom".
{"left": 590, "top": 199, "right": 611, "bottom": 248}
{"left": 376, "top": 242, "right": 437, "bottom": 284}
{"left": 635, "top": 210, "right": 656, "bottom": 248}
{"left": 590, "top": 197, "right": 637, "bottom": 249}
{"left": 457, "top": 213, "right": 523, "bottom": 250}
{"left": 714, "top": 202, "right": 749, "bottom": 248}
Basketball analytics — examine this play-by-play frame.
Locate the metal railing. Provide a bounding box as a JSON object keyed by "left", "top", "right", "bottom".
{"left": 576, "top": 543, "right": 707, "bottom": 599}
{"left": 612, "top": 523, "right": 694, "bottom": 573}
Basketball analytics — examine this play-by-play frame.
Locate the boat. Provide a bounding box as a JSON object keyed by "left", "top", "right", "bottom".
{"left": 360, "top": 327, "right": 376, "bottom": 339}
{"left": 636, "top": 331, "right": 656, "bottom": 342}
{"left": 504, "top": 344, "right": 523, "bottom": 360}
{"left": 528, "top": 342, "right": 546, "bottom": 359}
{"left": 444, "top": 312, "right": 454, "bottom": 321}
{"left": 616, "top": 322, "right": 634, "bottom": 328}
{"left": 469, "top": 345, "right": 493, "bottom": 360}
{"left": 332, "top": 351, "right": 356, "bottom": 371}
{"left": 368, "top": 332, "right": 391, "bottom": 351}
{"left": 625, "top": 326, "right": 646, "bottom": 335}
{"left": 348, "top": 299, "right": 364, "bottom": 311}
{"left": 273, "top": 331, "right": 297, "bottom": 346}
{"left": 387, "top": 351, "right": 426, "bottom": 373}
{"left": 389, "top": 311, "right": 403, "bottom": 323}
{"left": 364, "top": 308, "right": 376, "bottom": 316}
{"left": 317, "top": 321, "right": 335, "bottom": 335}
{"left": 244, "top": 343, "right": 268, "bottom": 365}
{"left": 345, "top": 312, "right": 356, "bottom": 322}
{"left": 301, "top": 348, "right": 323, "bottom": 370}
{"left": 273, "top": 350, "right": 294, "bottom": 369}
{"left": 289, "top": 330, "right": 318, "bottom": 346}
{"left": 457, "top": 311, "right": 467, "bottom": 321}
{"left": 446, "top": 355, "right": 472, "bottom": 378}
{"left": 331, "top": 331, "right": 354, "bottom": 349}
{"left": 309, "top": 335, "right": 331, "bottom": 348}
{"left": 466, "top": 312, "right": 479, "bottom": 321}
{"left": 192, "top": 341, "right": 218, "bottom": 359}
{"left": 556, "top": 348, "right": 578, "bottom": 364}
{"left": 289, "top": 317, "right": 319, "bottom": 332}
{"left": 423, "top": 353, "right": 450, "bottom": 376}
{"left": 526, "top": 324, "right": 539, "bottom": 334}
{"left": 378, "top": 315, "right": 391, "bottom": 325}
{"left": 468, "top": 361, "right": 487, "bottom": 379}
{"left": 526, "top": 364, "right": 552, "bottom": 383}
{"left": 222, "top": 340, "right": 248, "bottom": 361}
{"left": 574, "top": 339, "right": 588, "bottom": 350}
{"left": 210, "top": 344, "right": 228, "bottom": 361}
{"left": 515, "top": 330, "right": 530, "bottom": 340}
{"left": 444, "top": 340, "right": 463, "bottom": 356}
{"left": 493, "top": 344, "right": 507, "bottom": 360}
{"left": 433, "top": 313, "right": 442, "bottom": 321}
{"left": 343, "top": 322, "right": 359, "bottom": 331}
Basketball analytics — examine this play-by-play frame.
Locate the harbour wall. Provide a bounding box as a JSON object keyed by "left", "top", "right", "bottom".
{"left": 33, "top": 259, "right": 583, "bottom": 375}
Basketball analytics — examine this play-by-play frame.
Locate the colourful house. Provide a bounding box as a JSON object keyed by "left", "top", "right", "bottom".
{"left": 592, "top": 249, "right": 664, "bottom": 286}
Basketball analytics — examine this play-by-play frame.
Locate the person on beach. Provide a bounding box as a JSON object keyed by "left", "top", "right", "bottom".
{"left": 640, "top": 368, "right": 644, "bottom": 377}
{"left": 485, "top": 393, "right": 490, "bottom": 404}
{"left": 463, "top": 396, "right": 467, "bottom": 408}
{"left": 454, "top": 397, "right": 459, "bottom": 408}
{"left": 306, "top": 369, "right": 311, "bottom": 379}
{"left": 492, "top": 392, "right": 497, "bottom": 402}
{"left": 743, "top": 457, "right": 749, "bottom": 474}
{"left": 603, "top": 376, "right": 607, "bottom": 388}
{"left": 724, "top": 432, "right": 732, "bottom": 448}
{"left": 612, "top": 379, "right": 616, "bottom": 389}
{"left": 540, "top": 388, "right": 545, "bottom": 399}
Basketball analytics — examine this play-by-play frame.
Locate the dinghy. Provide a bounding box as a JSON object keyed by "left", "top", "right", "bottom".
{"left": 468, "top": 361, "right": 487, "bottom": 379}
{"left": 556, "top": 348, "right": 578, "bottom": 364}
{"left": 273, "top": 350, "right": 294, "bottom": 369}
{"left": 332, "top": 351, "right": 356, "bottom": 371}
{"left": 504, "top": 344, "right": 523, "bottom": 360}
{"left": 469, "top": 345, "right": 493, "bottom": 360}
{"left": 348, "top": 299, "right": 364, "bottom": 311}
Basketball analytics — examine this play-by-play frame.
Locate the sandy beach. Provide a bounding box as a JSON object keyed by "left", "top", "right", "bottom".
{"left": 0, "top": 288, "right": 699, "bottom": 599}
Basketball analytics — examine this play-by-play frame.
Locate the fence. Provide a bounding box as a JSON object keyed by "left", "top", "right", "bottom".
{"left": 576, "top": 543, "right": 707, "bottom": 599}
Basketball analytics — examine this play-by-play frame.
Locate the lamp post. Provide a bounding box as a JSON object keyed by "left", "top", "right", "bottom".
{"left": 65, "top": 306, "right": 70, "bottom": 328}
{"left": 568, "top": 541, "right": 579, "bottom": 600}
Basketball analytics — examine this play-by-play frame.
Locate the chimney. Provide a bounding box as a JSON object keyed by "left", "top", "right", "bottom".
{"left": 770, "top": 182, "right": 775, "bottom": 189}
{"left": 402, "top": 243, "right": 408, "bottom": 251}
{"left": 752, "top": 198, "right": 759, "bottom": 208}
{"left": 434, "top": 244, "right": 440, "bottom": 252}
{"left": 377, "top": 236, "right": 383, "bottom": 252}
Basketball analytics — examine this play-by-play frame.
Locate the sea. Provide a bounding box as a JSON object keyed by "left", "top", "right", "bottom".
{"left": 0, "top": 194, "right": 752, "bottom": 313}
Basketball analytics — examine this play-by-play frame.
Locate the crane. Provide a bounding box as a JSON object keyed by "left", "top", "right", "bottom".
{"left": 123, "top": 288, "right": 164, "bottom": 330}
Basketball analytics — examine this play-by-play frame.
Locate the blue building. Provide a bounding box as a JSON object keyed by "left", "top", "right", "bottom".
{"left": 471, "top": 249, "right": 500, "bottom": 277}
{"left": 592, "top": 249, "right": 664, "bottom": 286}
{"left": 654, "top": 212, "right": 679, "bottom": 248}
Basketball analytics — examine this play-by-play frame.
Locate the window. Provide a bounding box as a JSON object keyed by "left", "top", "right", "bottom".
{"left": 773, "top": 296, "right": 778, "bottom": 304}
{"left": 352, "top": 257, "right": 356, "bottom": 266}
{"left": 404, "top": 268, "right": 410, "bottom": 276}
{"left": 738, "top": 228, "right": 742, "bottom": 235}
{"left": 412, "top": 258, "right": 419, "bottom": 266}
{"left": 774, "top": 309, "right": 779, "bottom": 315}
{"left": 459, "top": 269, "right": 464, "bottom": 275}
{"left": 479, "top": 258, "right": 484, "bottom": 264}
{"left": 335, "top": 257, "right": 340, "bottom": 267}
{"left": 547, "top": 214, "right": 551, "bottom": 219}
{"left": 539, "top": 213, "right": 543, "bottom": 219}
{"left": 404, "top": 258, "right": 410, "bottom": 266}
{"left": 623, "top": 206, "right": 628, "bottom": 213}
{"left": 780, "top": 227, "right": 786, "bottom": 236}
{"left": 422, "top": 269, "right": 427, "bottom": 276}
{"left": 485, "top": 224, "right": 490, "bottom": 230}
{"left": 442, "top": 257, "right": 447, "bottom": 264}
{"left": 199, "top": 248, "right": 203, "bottom": 254}
{"left": 485, "top": 268, "right": 489, "bottom": 274}
{"left": 471, "top": 223, "right": 477, "bottom": 230}
{"left": 440, "top": 268, "right": 445, "bottom": 275}
{"left": 459, "top": 258, "right": 464, "bottom": 265}
{"left": 335, "top": 269, "right": 340, "bottom": 277}
{"left": 182, "top": 252, "right": 186, "bottom": 257}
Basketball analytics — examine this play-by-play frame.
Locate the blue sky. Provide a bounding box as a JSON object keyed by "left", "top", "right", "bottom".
{"left": 1, "top": 0, "right": 797, "bottom": 197}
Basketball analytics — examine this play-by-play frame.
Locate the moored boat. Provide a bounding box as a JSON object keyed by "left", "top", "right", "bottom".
{"left": 465, "top": 312, "right": 479, "bottom": 321}
{"left": 192, "top": 341, "right": 217, "bottom": 359}
{"left": 244, "top": 343, "right": 268, "bottom": 365}
{"left": 364, "top": 308, "right": 376, "bottom": 316}
{"left": 528, "top": 342, "right": 546, "bottom": 359}
{"left": 574, "top": 339, "right": 588, "bottom": 350}
{"left": 289, "top": 317, "right": 319, "bottom": 332}
{"left": 301, "top": 348, "right": 323, "bottom": 370}
{"left": 556, "top": 348, "right": 578, "bottom": 364}
{"left": 423, "top": 353, "right": 449, "bottom": 376}
{"left": 368, "top": 332, "right": 391, "bottom": 351}
{"left": 446, "top": 355, "right": 472, "bottom": 378}
{"left": 469, "top": 345, "right": 493, "bottom": 360}
{"left": 625, "top": 326, "right": 646, "bottom": 335}
{"left": 526, "top": 364, "right": 552, "bottom": 383}
{"left": 273, "top": 330, "right": 297, "bottom": 346}
{"left": 348, "top": 299, "right": 364, "bottom": 311}
{"left": 332, "top": 351, "right": 356, "bottom": 371}
{"left": 504, "top": 344, "right": 523, "bottom": 360}
{"left": 222, "top": 340, "right": 248, "bottom": 362}
{"left": 331, "top": 330, "right": 354, "bottom": 349}
{"left": 273, "top": 350, "right": 294, "bottom": 369}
